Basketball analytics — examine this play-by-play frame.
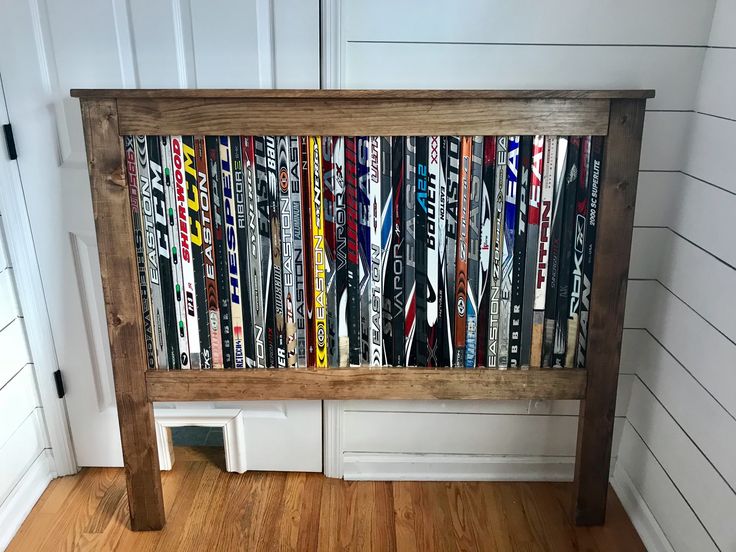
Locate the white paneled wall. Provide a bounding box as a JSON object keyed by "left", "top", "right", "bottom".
{"left": 0, "top": 217, "right": 53, "bottom": 551}
{"left": 0, "top": 0, "right": 321, "bottom": 469}
{"left": 326, "top": 0, "right": 718, "bottom": 484}
{"left": 614, "top": 0, "right": 736, "bottom": 549}
{"left": 342, "top": 1, "right": 713, "bottom": 46}
{"left": 331, "top": 0, "right": 734, "bottom": 546}
{"left": 0, "top": 0, "right": 729, "bottom": 547}
{"left": 327, "top": 6, "right": 736, "bottom": 541}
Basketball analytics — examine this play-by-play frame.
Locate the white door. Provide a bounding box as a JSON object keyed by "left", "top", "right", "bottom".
{"left": 0, "top": 0, "right": 322, "bottom": 470}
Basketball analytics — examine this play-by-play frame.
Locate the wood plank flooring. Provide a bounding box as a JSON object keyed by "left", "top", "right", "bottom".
{"left": 8, "top": 447, "right": 644, "bottom": 551}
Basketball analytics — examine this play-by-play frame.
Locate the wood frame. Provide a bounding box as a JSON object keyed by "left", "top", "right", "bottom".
{"left": 72, "top": 88, "right": 652, "bottom": 531}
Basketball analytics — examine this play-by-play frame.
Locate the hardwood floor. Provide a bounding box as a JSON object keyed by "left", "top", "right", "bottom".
{"left": 8, "top": 447, "right": 644, "bottom": 551}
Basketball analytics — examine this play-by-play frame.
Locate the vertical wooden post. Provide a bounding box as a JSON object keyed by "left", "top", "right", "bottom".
{"left": 79, "top": 99, "right": 165, "bottom": 530}
{"left": 573, "top": 99, "right": 646, "bottom": 525}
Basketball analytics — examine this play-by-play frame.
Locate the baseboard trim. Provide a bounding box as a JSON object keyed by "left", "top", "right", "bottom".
{"left": 153, "top": 408, "right": 247, "bottom": 473}
{"left": 0, "top": 449, "right": 54, "bottom": 551}
{"left": 343, "top": 452, "right": 578, "bottom": 481}
{"left": 611, "top": 461, "right": 674, "bottom": 552}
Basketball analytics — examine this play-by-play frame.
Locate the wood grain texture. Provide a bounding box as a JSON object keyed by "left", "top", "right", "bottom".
{"left": 573, "top": 99, "right": 647, "bottom": 525}
{"left": 79, "top": 99, "right": 165, "bottom": 531}
{"left": 7, "top": 450, "right": 646, "bottom": 551}
{"left": 115, "top": 97, "right": 610, "bottom": 136}
{"left": 73, "top": 89, "right": 651, "bottom": 531}
{"left": 145, "top": 368, "right": 587, "bottom": 401}
{"left": 70, "top": 88, "right": 655, "bottom": 100}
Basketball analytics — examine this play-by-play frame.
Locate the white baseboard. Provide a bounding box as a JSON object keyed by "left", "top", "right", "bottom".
{"left": 611, "top": 461, "right": 674, "bottom": 552}
{"left": 0, "top": 449, "right": 54, "bottom": 551}
{"left": 343, "top": 452, "right": 578, "bottom": 481}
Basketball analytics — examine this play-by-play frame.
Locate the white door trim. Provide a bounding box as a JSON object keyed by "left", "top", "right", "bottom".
{"left": 255, "top": 0, "right": 276, "bottom": 87}
{"left": 323, "top": 400, "right": 343, "bottom": 478}
{"left": 320, "top": 0, "right": 342, "bottom": 89}
{"left": 0, "top": 75, "right": 77, "bottom": 476}
{"left": 153, "top": 408, "right": 247, "bottom": 473}
{"left": 320, "top": 1, "right": 343, "bottom": 478}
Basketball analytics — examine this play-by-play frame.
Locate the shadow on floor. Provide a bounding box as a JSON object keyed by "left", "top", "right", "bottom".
{"left": 171, "top": 426, "right": 224, "bottom": 447}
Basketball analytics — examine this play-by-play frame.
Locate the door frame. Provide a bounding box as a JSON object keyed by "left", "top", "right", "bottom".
{"left": 320, "top": 0, "right": 342, "bottom": 89}
{"left": 0, "top": 73, "right": 77, "bottom": 476}
{"left": 320, "top": 0, "right": 344, "bottom": 479}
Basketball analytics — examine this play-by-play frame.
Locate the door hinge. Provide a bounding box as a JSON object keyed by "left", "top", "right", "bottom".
{"left": 3, "top": 124, "right": 17, "bottom": 160}
{"left": 53, "top": 369, "right": 65, "bottom": 399}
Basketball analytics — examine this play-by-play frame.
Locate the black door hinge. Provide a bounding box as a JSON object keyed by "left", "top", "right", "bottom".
{"left": 3, "top": 124, "right": 17, "bottom": 160}
{"left": 53, "top": 369, "right": 65, "bottom": 399}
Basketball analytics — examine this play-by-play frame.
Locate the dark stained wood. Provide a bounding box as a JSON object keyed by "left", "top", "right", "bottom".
{"left": 7, "top": 453, "right": 646, "bottom": 551}
{"left": 115, "top": 97, "right": 610, "bottom": 136}
{"left": 70, "top": 88, "right": 655, "bottom": 100}
{"left": 573, "top": 99, "right": 647, "bottom": 525}
{"left": 73, "top": 89, "right": 652, "bottom": 531}
{"left": 145, "top": 368, "right": 587, "bottom": 401}
{"left": 79, "top": 99, "right": 165, "bottom": 531}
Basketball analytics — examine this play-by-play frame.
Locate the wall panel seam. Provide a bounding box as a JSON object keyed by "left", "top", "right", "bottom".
{"left": 696, "top": 110, "right": 736, "bottom": 123}
{"left": 624, "top": 421, "right": 720, "bottom": 550}
{"left": 0, "top": 409, "right": 41, "bottom": 452}
{"left": 681, "top": 171, "right": 736, "bottom": 196}
{"left": 347, "top": 40, "right": 709, "bottom": 48}
{"left": 649, "top": 278, "right": 736, "bottom": 347}
{"left": 632, "top": 375, "right": 736, "bottom": 493}
{"left": 646, "top": 109, "right": 694, "bottom": 113}
{"left": 635, "top": 226, "right": 735, "bottom": 271}
{"left": 661, "top": 227, "right": 735, "bottom": 271}
{"left": 0, "top": 363, "right": 33, "bottom": 395}
{"left": 0, "top": 448, "right": 47, "bottom": 505}
{"left": 0, "top": 316, "right": 20, "bottom": 334}
{"left": 612, "top": 460, "right": 679, "bottom": 552}
{"left": 641, "top": 327, "right": 735, "bottom": 420}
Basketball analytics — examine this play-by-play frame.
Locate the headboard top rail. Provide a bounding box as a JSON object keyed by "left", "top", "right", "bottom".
{"left": 70, "top": 88, "right": 655, "bottom": 100}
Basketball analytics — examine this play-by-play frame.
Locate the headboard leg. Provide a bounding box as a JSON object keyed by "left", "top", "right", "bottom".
{"left": 80, "top": 98, "right": 165, "bottom": 530}
{"left": 573, "top": 99, "right": 645, "bottom": 525}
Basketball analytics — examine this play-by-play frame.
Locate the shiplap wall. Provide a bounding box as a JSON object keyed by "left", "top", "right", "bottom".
{"left": 330, "top": 0, "right": 723, "bottom": 512}
{"left": 0, "top": 215, "right": 53, "bottom": 551}
{"left": 614, "top": 0, "right": 736, "bottom": 549}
